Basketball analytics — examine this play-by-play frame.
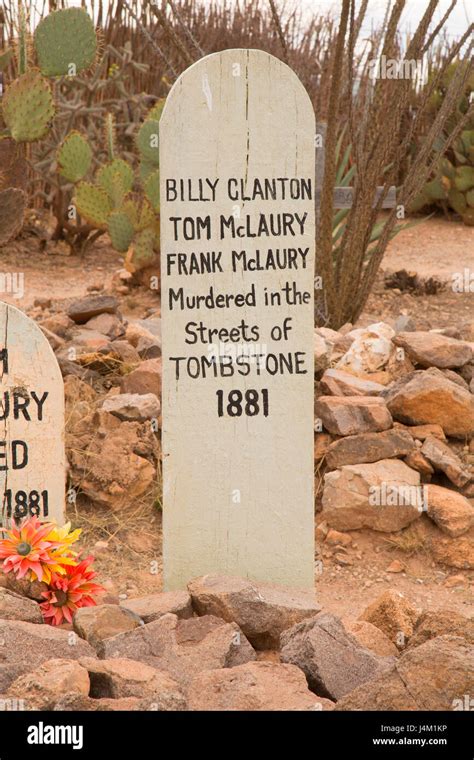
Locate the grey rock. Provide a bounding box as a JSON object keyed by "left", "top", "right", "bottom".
{"left": 281, "top": 612, "right": 393, "bottom": 700}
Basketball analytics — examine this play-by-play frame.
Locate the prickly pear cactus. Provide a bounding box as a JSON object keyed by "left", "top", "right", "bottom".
{"left": 2, "top": 69, "right": 54, "bottom": 142}
{"left": 34, "top": 7, "right": 97, "bottom": 77}
{"left": 136, "top": 120, "right": 160, "bottom": 165}
{"left": 107, "top": 211, "right": 135, "bottom": 253}
{"left": 125, "top": 226, "right": 156, "bottom": 273}
{"left": 56, "top": 107, "right": 163, "bottom": 277}
{"left": 144, "top": 170, "right": 160, "bottom": 212}
{"left": 137, "top": 101, "right": 165, "bottom": 181}
{"left": 57, "top": 131, "right": 93, "bottom": 183}
{"left": 96, "top": 159, "right": 134, "bottom": 201}
{"left": 410, "top": 62, "right": 474, "bottom": 225}
{"left": 0, "top": 6, "right": 98, "bottom": 246}
{"left": 74, "top": 183, "right": 113, "bottom": 228}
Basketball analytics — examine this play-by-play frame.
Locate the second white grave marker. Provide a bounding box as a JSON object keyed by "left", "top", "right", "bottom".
{"left": 0, "top": 302, "right": 65, "bottom": 526}
{"left": 161, "top": 49, "right": 315, "bottom": 590}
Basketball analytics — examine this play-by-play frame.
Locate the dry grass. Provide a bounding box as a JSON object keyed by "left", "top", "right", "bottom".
{"left": 68, "top": 491, "right": 163, "bottom": 595}
{"left": 383, "top": 521, "right": 430, "bottom": 557}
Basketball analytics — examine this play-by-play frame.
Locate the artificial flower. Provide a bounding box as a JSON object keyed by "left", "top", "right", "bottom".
{"left": 45, "top": 522, "right": 82, "bottom": 547}
{"left": 0, "top": 516, "right": 67, "bottom": 583}
{"left": 0, "top": 516, "right": 79, "bottom": 583}
{"left": 40, "top": 556, "right": 104, "bottom": 626}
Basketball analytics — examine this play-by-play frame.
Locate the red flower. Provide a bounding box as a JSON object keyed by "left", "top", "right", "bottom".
{"left": 40, "top": 556, "right": 104, "bottom": 626}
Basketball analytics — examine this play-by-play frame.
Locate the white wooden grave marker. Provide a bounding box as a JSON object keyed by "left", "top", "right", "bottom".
{"left": 160, "top": 50, "right": 315, "bottom": 590}
{"left": 0, "top": 302, "right": 65, "bottom": 526}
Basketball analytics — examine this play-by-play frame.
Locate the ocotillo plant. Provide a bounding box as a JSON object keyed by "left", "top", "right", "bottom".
{"left": 57, "top": 102, "right": 163, "bottom": 273}
{"left": 316, "top": 0, "right": 473, "bottom": 328}
{"left": 0, "top": 6, "right": 98, "bottom": 246}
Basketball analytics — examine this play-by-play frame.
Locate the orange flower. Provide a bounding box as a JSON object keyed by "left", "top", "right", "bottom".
{"left": 0, "top": 516, "right": 78, "bottom": 584}
{"left": 40, "top": 557, "right": 104, "bottom": 626}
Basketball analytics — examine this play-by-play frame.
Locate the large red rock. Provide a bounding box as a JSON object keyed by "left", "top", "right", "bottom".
{"left": 425, "top": 484, "right": 474, "bottom": 537}
{"left": 321, "top": 459, "right": 422, "bottom": 532}
{"left": 120, "top": 358, "right": 162, "bottom": 397}
{"left": 54, "top": 694, "right": 140, "bottom": 711}
{"left": 73, "top": 604, "right": 144, "bottom": 652}
{"left": 187, "top": 575, "right": 320, "bottom": 649}
{"left": 0, "top": 588, "right": 43, "bottom": 623}
{"left": 404, "top": 450, "right": 434, "bottom": 477}
{"left": 100, "top": 613, "right": 255, "bottom": 685}
{"left": 79, "top": 657, "right": 186, "bottom": 709}
{"left": 121, "top": 591, "right": 193, "bottom": 624}
{"left": 188, "top": 661, "right": 334, "bottom": 711}
{"left": 7, "top": 659, "right": 90, "bottom": 710}
{"left": 336, "top": 636, "right": 474, "bottom": 711}
{"left": 325, "top": 429, "right": 414, "bottom": 470}
{"left": 0, "top": 619, "right": 96, "bottom": 692}
{"left": 319, "top": 368, "right": 385, "bottom": 397}
{"left": 346, "top": 620, "right": 399, "bottom": 657}
{"left": 406, "top": 609, "right": 474, "bottom": 650}
{"left": 359, "top": 590, "right": 420, "bottom": 646}
{"left": 393, "top": 422, "right": 446, "bottom": 441}
{"left": 384, "top": 371, "right": 474, "bottom": 439}
{"left": 280, "top": 613, "right": 392, "bottom": 700}
{"left": 315, "top": 396, "right": 392, "bottom": 436}
{"left": 393, "top": 331, "right": 472, "bottom": 369}
{"left": 430, "top": 528, "right": 474, "bottom": 569}
{"left": 421, "top": 437, "right": 471, "bottom": 488}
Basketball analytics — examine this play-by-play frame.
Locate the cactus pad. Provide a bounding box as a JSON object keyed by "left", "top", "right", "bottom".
{"left": 57, "top": 131, "right": 92, "bottom": 183}
{"left": 144, "top": 169, "right": 160, "bottom": 211}
{"left": 136, "top": 200, "right": 155, "bottom": 231}
{"left": 424, "top": 176, "right": 448, "bottom": 202}
{"left": 34, "top": 7, "right": 97, "bottom": 77}
{"left": 136, "top": 120, "right": 160, "bottom": 165}
{"left": 121, "top": 199, "right": 140, "bottom": 230}
{"left": 121, "top": 197, "right": 155, "bottom": 232}
{"left": 97, "top": 159, "right": 134, "bottom": 200}
{"left": 139, "top": 159, "right": 157, "bottom": 182}
{"left": 74, "top": 182, "right": 113, "bottom": 228}
{"left": 125, "top": 226, "right": 156, "bottom": 273}
{"left": 448, "top": 188, "right": 467, "bottom": 216}
{"left": 454, "top": 166, "right": 474, "bottom": 193}
{"left": 0, "top": 188, "right": 27, "bottom": 246}
{"left": 2, "top": 69, "right": 54, "bottom": 142}
{"left": 108, "top": 210, "right": 135, "bottom": 253}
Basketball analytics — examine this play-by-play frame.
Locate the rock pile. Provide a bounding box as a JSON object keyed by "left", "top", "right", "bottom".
{"left": 32, "top": 292, "right": 163, "bottom": 509}
{"left": 15, "top": 290, "right": 472, "bottom": 710}
{"left": 0, "top": 575, "right": 472, "bottom": 711}
{"left": 314, "top": 319, "right": 474, "bottom": 571}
